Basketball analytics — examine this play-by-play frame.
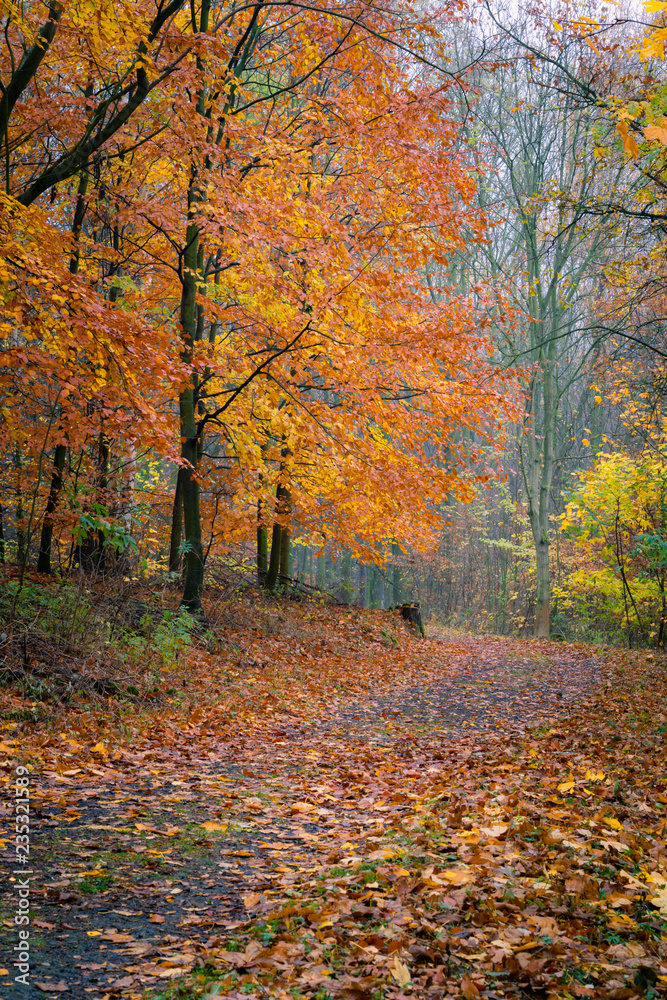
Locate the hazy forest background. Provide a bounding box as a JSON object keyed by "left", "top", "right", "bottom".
{"left": 1, "top": 0, "right": 667, "bottom": 653}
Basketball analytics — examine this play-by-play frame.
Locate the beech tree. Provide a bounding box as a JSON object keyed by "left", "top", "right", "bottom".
{"left": 0, "top": 1, "right": 518, "bottom": 611}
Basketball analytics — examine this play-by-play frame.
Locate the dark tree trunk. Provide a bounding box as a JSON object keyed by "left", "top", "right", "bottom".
{"left": 38, "top": 167, "right": 89, "bottom": 573}
{"left": 265, "top": 523, "right": 282, "bottom": 590}
{"left": 169, "top": 466, "right": 185, "bottom": 573}
{"left": 178, "top": 211, "right": 204, "bottom": 613}
{"left": 37, "top": 442, "right": 67, "bottom": 573}
{"left": 180, "top": 433, "right": 204, "bottom": 612}
{"left": 257, "top": 524, "right": 268, "bottom": 583}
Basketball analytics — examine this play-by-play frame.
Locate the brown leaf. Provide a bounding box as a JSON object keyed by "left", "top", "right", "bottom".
{"left": 109, "top": 976, "right": 136, "bottom": 988}
{"left": 35, "top": 983, "right": 69, "bottom": 993}
{"left": 461, "top": 974, "right": 480, "bottom": 999}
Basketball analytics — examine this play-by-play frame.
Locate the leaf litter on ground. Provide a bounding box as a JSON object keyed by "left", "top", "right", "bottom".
{"left": 1, "top": 593, "right": 666, "bottom": 1000}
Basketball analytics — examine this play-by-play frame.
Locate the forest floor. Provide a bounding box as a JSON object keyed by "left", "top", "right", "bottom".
{"left": 2, "top": 590, "right": 667, "bottom": 1000}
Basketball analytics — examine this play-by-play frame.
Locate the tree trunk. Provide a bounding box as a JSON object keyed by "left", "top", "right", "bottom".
{"left": 279, "top": 523, "right": 291, "bottom": 580}
{"left": 178, "top": 208, "right": 205, "bottom": 612}
{"left": 14, "top": 446, "right": 25, "bottom": 566}
{"left": 180, "top": 421, "right": 204, "bottom": 611}
{"left": 96, "top": 431, "right": 110, "bottom": 571}
{"left": 257, "top": 524, "right": 268, "bottom": 583}
{"left": 534, "top": 537, "right": 550, "bottom": 638}
{"left": 265, "top": 523, "right": 282, "bottom": 590}
{"left": 37, "top": 442, "right": 67, "bottom": 573}
{"left": 37, "top": 167, "right": 89, "bottom": 574}
{"left": 0, "top": 503, "right": 4, "bottom": 562}
{"left": 168, "top": 466, "right": 184, "bottom": 573}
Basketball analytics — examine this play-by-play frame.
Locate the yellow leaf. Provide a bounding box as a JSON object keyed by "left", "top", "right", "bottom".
{"left": 602, "top": 816, "right": 623, "bottom": 830}
{"left": 440, "top": 869, "right": 475, "bottom": 885}
{"left": 582, "top": 438, "right": 590, "bottom": 447}
{"left": 584, "top": 770, "right": 605, "bottom": 781}
{"left": 86, "top": 930, "right": 101, "bottom": 937}
{"left": 644, "top": 124, "right": 667, "bottom": 144}
{"left": 644, "top": 0, "right": 667, "bottom": 11}
{"left": 616, "top": 120, "right": 640, "bottom": 158}
{"left": 390, "top": 957, "right": 411, "bottom": 986}
{"left": 90, "top": 742, "right": 107, "bottom": 754}
{"left": 200, "top": 821, "right": 228, "bottom": 832}
{"left": 553, "top": 20, "right": 563, "bottom": 30}
{"left": 557, "top": 774, "right": 576, "bottom": 792}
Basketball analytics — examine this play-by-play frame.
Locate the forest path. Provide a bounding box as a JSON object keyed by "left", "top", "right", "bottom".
{"left": 3, "top": 634, "right": 616, "bottom": 999}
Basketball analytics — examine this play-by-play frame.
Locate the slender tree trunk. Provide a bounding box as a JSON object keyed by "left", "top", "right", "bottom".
{"left": 522, "top": 336, "right": 556, "bottom": 640}
{"left": 178, "top": 206, "right": 205, "bottom": 611}
{"left": 265, "top": 524, "right": 282, "bottom": 590}
{"left": 0, "top": 502, "right": 4, "bottom": 562}
{"left": 95, "top": 431, "right": 110, "bottom": 571}
{"left": 176, "top": 0, "right": 216, "bottom": 613}
{"left": 168, "top": 466, "right": 184, "bottom": 573}
{"left": 257, "top": 524, "right": 268, "bottom": 583}
{"left": 14, "top": 446, "right": 25, "bottom": 566}
{"left": 37, "top": 443, "right": 67, "bottom": 573}
{"left": 36, "top": 167, "right": 89, "bottom": 573}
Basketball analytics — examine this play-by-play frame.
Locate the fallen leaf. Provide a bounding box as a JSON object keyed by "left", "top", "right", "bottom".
{"left": 649, "top": 884, "right": 667, "bottom": 916}
{"left": 439, "top": 869, "right": 475, "bottom": 885}
{"left": 461, "top": 973, "right": 480, "bottom": 999}
{"left": 390, "top": 956, "right": 411, "bottom": 986}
